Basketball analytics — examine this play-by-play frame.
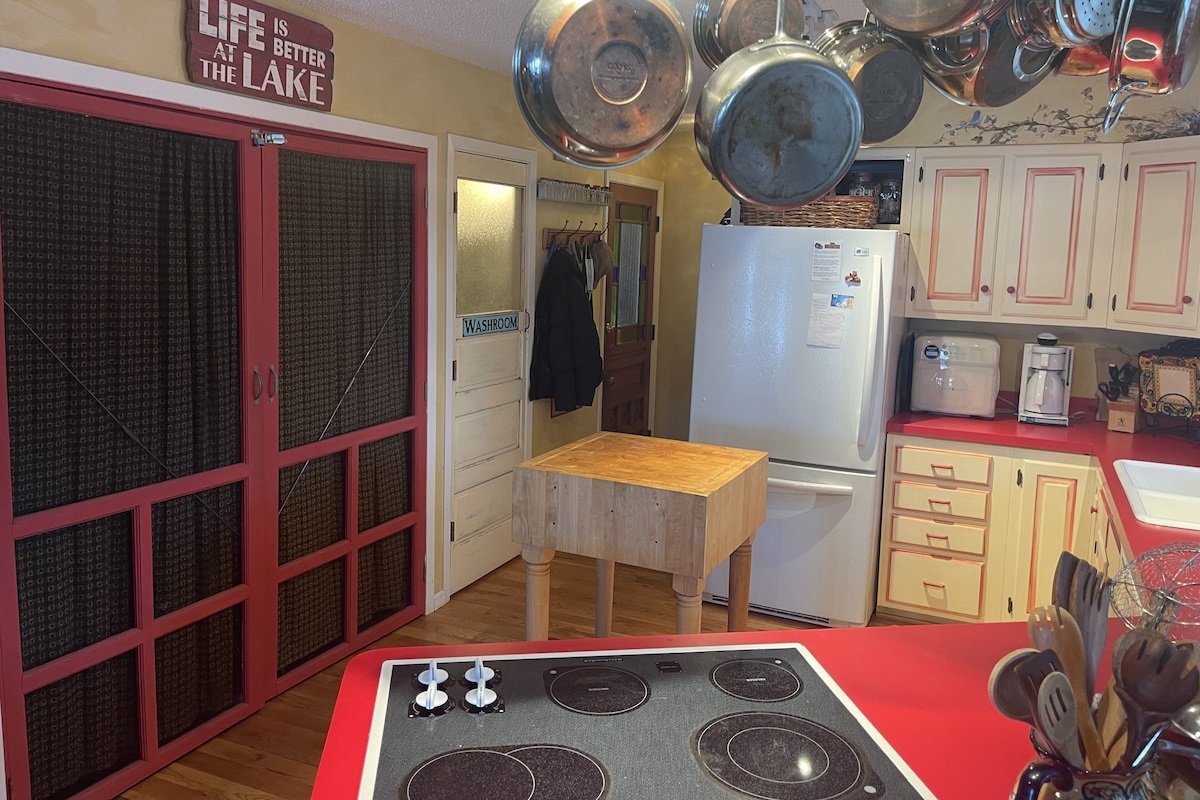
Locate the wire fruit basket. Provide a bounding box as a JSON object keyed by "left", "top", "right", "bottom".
{"left": 1110, "top": 542, "right": 1200, "bottom": 636}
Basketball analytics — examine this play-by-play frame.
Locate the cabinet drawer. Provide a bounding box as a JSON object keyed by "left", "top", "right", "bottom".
{"left": 891, "top": 480, "right": 990, "bottom": 521}
{"left": 890, "top": 514, "right": 987, "bottom": 556}
{"left": 885, "top": 549, "right": 984, "bottom": 618}
{"left": 893, "top": 445, "right": 992, "bottom": 485}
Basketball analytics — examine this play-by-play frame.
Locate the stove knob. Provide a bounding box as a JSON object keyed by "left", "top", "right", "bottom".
{"left": 416, "top": 659, "right": 449, "bottom": 687}
{"left": 462, "top": 657, "right": 499, "bottom": 687}
{"left": 463, "top": 677, "right": 503, "bottom": 714}
{"left": 410, "top": 685, "right": 452, "bottom": 718}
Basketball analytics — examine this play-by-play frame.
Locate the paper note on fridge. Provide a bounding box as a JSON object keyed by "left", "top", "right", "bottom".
{"left": 807, "top": 293, "right": 849, "bottom": 348}
{"left": 811, "top": 241, "right": 843, "bottom": 281}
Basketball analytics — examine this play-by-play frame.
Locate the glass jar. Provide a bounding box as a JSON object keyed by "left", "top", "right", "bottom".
{"left": 877, "top": 178, "right": 902, "bottom": 225}
{"left": 848, "top": 172, "right": 876, "bottom": 197}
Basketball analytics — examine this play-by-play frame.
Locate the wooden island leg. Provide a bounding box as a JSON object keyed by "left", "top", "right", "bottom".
{"left": 523, "top": 545, "right": 556, "bottom": 641}
{"left": 595, "top": 558, "right": 615, "bottom": 637}
{"left": 727, "top": 531, "right": 756, "bottom": 632}
{"left": 672, "top": 574, "right": 705, "bottom": 635}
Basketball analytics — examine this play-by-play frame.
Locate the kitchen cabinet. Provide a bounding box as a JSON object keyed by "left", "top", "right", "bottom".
{"left": 1108, "top": 136, "right": 1200, "bottom": 335}
{"left": 907, "top": 149, "right": 1005, "bottom": 317}
{"left": 906, "top": 144, "right": 1120, "bottom": 327}
{"left": 878, "top": 435, "right": 1098, "bottom": 623}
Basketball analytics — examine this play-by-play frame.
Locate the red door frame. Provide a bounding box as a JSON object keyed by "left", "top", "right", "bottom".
{"left": 0, "top": 74, "right": 428, "bottom": 799}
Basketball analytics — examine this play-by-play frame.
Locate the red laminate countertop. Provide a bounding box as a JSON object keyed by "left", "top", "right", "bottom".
{"left": 313, "top": 623, "right": 1042, "bottom": 799}
{"left": 887, "top": 411, "right": 1200, "bottom": 555}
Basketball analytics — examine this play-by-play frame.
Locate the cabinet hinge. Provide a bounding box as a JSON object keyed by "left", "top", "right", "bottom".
{"left": 655, "top": 215, "right": 660, "bottom": 232}
{"left": 1016, "top": 468, "right": 1023, "bottom": 487}
{"left": 918, "top": 166, "right": 924, "bottom": 182}
{"left": 909, "top": 286, "right": 916, "bottom": 302}
{"left": 651, "top": 324, "right": 656, "bottom": 341}
{"left": 423, "top": 381, "right": 427, "bottom": 403}
{"left": 1099, "top": 163, "right": 1106, "bottom": 180}
{"left": 1112, "top": 294, "right": 1117, "bottom": 312}
{"left": 1124, "top": 164, "right": 1129, "bottom": 181}
{"left": 453, "top": 190, "right": 458, "bottom": 214}
{"left": 452, "top": 360, "right": 458, "bottom": 381}
{"left": 1086, "top": 292, "right": 1093, "bottom": 309}
{"left": 450, "top": 521, "right": 456, "bottom": 543}
{"left": 422, "top": 558, "right": 427, "bottom": 584}
{"left": 1008, "top": 597, "right": 1014, "bottom": 614}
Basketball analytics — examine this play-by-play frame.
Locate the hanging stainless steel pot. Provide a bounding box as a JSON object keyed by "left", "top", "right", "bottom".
{"left": 1103, "top": 0, "right": 1200, "bottom": 132}
{"left": 693, "top": 0, "right": 805, "bottom": 69}
{"left": 864, "top": 0, "right": 1008, "bottom": 37}
{"left": 695, "top": 1, "right": 862, "bottom": 208}
{"left": 814, "top": 20, "right": 925, "bottom": 143}
{"left": 920, "top": 11, "right": 1059, "bottom": 106}
{"left": 513, "top": 0, "right": 692, "bottom": 168}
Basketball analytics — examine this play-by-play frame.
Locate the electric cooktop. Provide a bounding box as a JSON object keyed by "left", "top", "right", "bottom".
{"left": 358, "top": 644, "right": 936, "bottom": 799}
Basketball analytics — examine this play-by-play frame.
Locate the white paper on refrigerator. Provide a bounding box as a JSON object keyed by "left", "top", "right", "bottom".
{"left": 810, "top": 241, "right": 843, "bottom": 281}
{"left": 807, "top": 293, "right": 848, "bottom": 348}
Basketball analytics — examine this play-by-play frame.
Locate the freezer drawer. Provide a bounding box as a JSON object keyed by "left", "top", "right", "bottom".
{"left": 704, "top": 463, "right": 882, "bottom": 627}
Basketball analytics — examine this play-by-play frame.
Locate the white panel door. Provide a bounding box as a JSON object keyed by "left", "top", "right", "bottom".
{"left": 449, "top": 145, "right": 532, "bottom": 594}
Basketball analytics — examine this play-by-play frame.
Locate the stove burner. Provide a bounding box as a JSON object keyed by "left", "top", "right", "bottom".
{"left": 711, "top": 659, "right": 803, "bottom": 702}
{"left": 545, "top": 666, "right": 650, "bottom": 715}
{"left": 501, "top": 745, "right": 608, "bottom": 799}
{"left": 693, "top": 712, "right": 880, "bottom": 800}
{"left": 404, "top": 749, "right": 534, "bottom": 799}
{"left": 403, "top": 745, "right": 607, "bottom": 800}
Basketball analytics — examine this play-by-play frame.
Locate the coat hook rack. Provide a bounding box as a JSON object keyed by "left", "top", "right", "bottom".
{"left": 542, "top": 219, "right": 601, "bottom": 250}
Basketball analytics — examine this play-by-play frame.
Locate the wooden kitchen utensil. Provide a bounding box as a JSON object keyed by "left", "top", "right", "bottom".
{"left": 1038, "top": 670, "right": 1086, "bottom": 769}
{"left": 1115, "top": 628, "right": 1200, "bottom": 767}
{"left": 1053, "top": 550, "right": 1081, "bottom": 610}
{"left": 989, "top": 647, "right": 1040, "bottom": 723}
{"left": 1072, "top": 564, "right": 1112, "bottom": 699}
{"left": 1028, "top": 606, "right": 1107, "bottom": 770}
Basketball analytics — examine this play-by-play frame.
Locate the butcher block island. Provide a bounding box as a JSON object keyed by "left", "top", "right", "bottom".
{"left": 511, "top": 433, "right": 768, "bottom": 639}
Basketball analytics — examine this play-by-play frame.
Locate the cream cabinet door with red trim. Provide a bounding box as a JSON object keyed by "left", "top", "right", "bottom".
{"left": 1109, "top": 136, "right": 1200, "bottom": 335}
{"left": 908, "top": 150, "right": 1005, "bottom": 317}
{"left": 1003, "top": 455, "right": 1095, "bottom": 620}
{"left": 994, "top": 146, "right": 1120, "bottom": 326}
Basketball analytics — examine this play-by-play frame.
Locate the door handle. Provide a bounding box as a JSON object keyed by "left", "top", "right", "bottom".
{"left": 767, "top": 478, "right": 853, "bottom": 497}
{"left": 268, "top": 365, "right": 278, "bottom": 402}
{"left": 252, "top": 367, "right": 263, "bottom": 402}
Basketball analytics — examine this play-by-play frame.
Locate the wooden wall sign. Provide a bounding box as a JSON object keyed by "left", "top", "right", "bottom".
{"left": 186, "top": 0, "right": 335, "bottom": 111}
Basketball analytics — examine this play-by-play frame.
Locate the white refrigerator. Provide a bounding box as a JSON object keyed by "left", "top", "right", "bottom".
{"left": 690, "top": 223, "right": 912, "bottom": 627}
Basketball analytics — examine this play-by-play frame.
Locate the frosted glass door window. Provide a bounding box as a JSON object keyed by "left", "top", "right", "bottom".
{"left": 456, "top": 179, "right": 522, "bottom": 315}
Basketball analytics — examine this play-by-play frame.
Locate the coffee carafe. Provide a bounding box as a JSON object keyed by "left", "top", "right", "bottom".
{"left": 1018, "top": 333, "right": 1074, "bottom": 426}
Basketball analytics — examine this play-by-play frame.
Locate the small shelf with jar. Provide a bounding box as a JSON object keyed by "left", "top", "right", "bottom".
{"left": 833, "top": 147, "right": 915, "bottom": 232}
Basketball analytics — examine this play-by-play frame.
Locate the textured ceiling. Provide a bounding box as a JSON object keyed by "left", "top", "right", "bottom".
{"left": 286, "top": 0, "right": 872, "bottom": 106}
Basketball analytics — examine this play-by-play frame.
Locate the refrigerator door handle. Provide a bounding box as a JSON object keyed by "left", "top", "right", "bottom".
{"left": 767, "top": 477, "right": 854, "bottom": 497}
{"left": 856, "top": 255, "right": 885, "bottom": 450}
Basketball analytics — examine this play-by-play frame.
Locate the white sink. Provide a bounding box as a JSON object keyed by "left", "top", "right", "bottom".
{"left": 1114, "top": 459, "right": 1200, "bottom": 531}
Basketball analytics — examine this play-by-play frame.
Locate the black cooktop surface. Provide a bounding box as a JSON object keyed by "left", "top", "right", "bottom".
{"left": 359, "top": 645, "right": 934, "bottom": 800}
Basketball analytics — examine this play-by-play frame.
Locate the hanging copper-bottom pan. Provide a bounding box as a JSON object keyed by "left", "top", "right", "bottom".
{"left": 513, "top": 0, "right": 692, "bottom": 168}
{"left": 693, "top": 0, "right": 806, "bottom": 69}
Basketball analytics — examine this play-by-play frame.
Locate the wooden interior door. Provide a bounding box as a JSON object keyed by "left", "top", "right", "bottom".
{"left": 601, "top": 182, "right": 657, "bottom": 435}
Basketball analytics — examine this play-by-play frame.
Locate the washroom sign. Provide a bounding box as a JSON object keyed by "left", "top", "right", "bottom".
{"left": 187, "top": 0, "right": 334, "bottom": 111}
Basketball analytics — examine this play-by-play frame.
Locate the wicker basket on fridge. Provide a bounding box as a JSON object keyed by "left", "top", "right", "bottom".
{"left": 739, "top": 195, "right": 878, "bottom": 229}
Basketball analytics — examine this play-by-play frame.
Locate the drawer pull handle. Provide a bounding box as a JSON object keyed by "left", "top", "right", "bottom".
{"left": 929, "top": 463, "right": 954, "bottom": 473}
{"left": 922, "top": 581, "right": 947, "bottom": 590}
{"left": 928, "top": 499, "right": 952, "bottom": 506}
{"left": 925, "top": 533, "right": 951, "bottom": 541}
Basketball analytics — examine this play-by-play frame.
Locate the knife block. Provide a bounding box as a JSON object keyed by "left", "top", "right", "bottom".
{"left": 1107, "top": 396, "right": 1144, "bottom": 433}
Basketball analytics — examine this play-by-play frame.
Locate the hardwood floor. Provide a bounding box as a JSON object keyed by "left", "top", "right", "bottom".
{"left": 121, "top": 553, "right": 904, "bottom": 799}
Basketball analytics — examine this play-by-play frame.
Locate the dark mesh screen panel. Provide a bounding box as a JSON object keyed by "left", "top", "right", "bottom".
{"left": 277, "top": 559, "right": 345, "bottom": 676}
{"left": 24, "top": 651, "right": 139, "bottom": 800}
{"left": 357, "top": 527, "right": 413, "bottom": 633}
{"left": 155, "top": 605, "right": 243, "bottom": 746}
{"left": 153, "top": 483, "right": 243, "bottom": 617}
{"left": 16, "top": 516, "right": 134, "bottom": 670}
{"left": 358, "top": 432, "right": 413, "bottom": 533}
{"left": 278, "top": 452, "right": 345, "bottom": 564}
{"left": 0, "top": 101, "right": 241, "bottom": 517}
{"left": 277, "top": 150, "right": 414, "bottom": 452}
